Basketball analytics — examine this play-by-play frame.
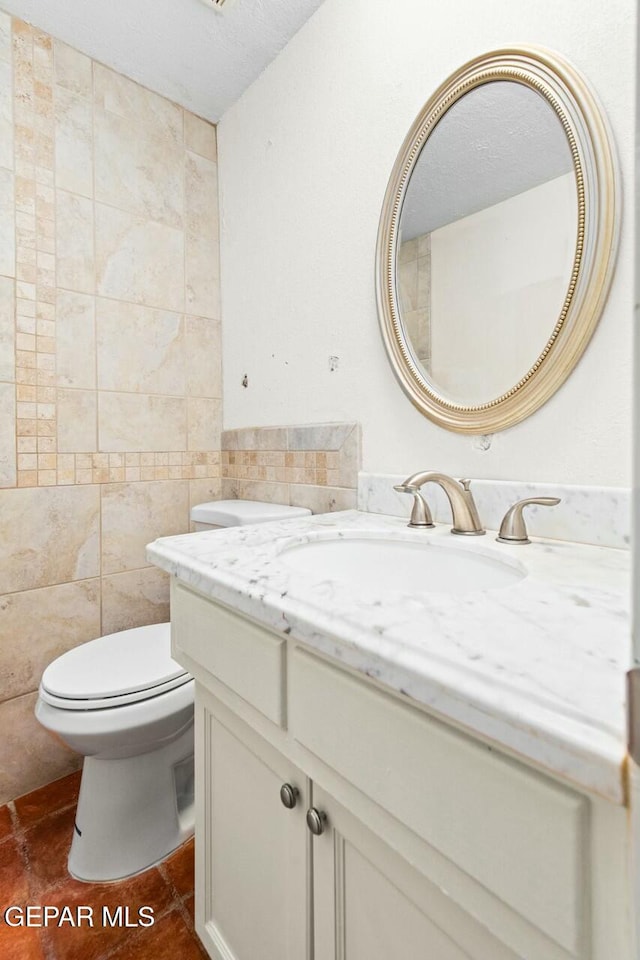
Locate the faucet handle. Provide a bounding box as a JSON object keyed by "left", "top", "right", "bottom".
{"left": 497, "top": 497, "right": 561, "bottom": 545}
{"left": 393, "top": 484, "right": 435, "bottom": 529}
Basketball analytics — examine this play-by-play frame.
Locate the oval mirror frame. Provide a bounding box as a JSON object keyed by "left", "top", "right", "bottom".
{"left": 376, "top": 46, "right": 619, "bottom": 434}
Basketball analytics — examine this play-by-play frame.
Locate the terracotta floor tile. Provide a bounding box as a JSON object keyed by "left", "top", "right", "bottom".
{"left": 107, "top": 909, "right": 209, "bottom": 960}
{"left": 23, "top": 806, "right": 76, "bottom": 894}
{"left": 2, "top": 772, "right": 202, "bottom": 960}
{"left": 0, "top": 922, "right": 46, "bottom": 960}
{"left": 41, "top": 866, "right": 175, "bottom": 960}
{"left": 162, "top": 837, "right": 194, "bottom": 898}
{"left": 0, "top": 803, "right": 14, "bottom": 843}
{"left": 14, "top": 771, "right": 82, "bottom": 830}
{"left": 0, "top": 837, "right": 29, "bottom": 903}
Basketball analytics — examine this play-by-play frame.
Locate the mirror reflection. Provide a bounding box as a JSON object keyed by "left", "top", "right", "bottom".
{"left": 396, "top": 81, "right": 577, "bottom": 406}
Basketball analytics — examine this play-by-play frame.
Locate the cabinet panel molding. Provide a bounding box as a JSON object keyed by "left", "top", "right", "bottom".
{"left": 197, "top": 697, "right": 308, "bottom": 960}
{"left": 172, "top": 583, "right": 285, "bottom": 725}
{"left": 290, "top": 646, "right": 588, "bottom": 956}
{"left": 312, "top": 784, "right": 519, "bottom": 960}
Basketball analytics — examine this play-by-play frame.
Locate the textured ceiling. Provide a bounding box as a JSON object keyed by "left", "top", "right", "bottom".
{"left": 0, "top": 0, "right": 326, "bottom": 120}
{"left": 401, "top": 82, "right": 574, "bottom": 239}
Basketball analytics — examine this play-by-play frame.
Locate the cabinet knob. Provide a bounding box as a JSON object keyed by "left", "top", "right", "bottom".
{"left": 306, "top": 807, "right": 327, "bottom": 836}
{"left": 279, "top": 783, "right": 299, "bottom": 809}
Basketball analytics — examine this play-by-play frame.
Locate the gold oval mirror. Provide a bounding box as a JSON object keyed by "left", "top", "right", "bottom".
{"left": 376, "top": 47, "right": 618, "bottom": 433}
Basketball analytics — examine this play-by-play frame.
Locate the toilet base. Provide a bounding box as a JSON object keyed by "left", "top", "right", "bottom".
{"left": 69, "top": 722, "right": 194, "bottom": 882}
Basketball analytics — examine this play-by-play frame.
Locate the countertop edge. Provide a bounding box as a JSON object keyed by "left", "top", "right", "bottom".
{"left": 147, "top": 536, "right": 628, "bottom": 805}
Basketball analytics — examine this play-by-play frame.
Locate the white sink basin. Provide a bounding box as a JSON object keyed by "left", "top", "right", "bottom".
{"left": 277, "top": 535, "right": 526, "bottom": 596}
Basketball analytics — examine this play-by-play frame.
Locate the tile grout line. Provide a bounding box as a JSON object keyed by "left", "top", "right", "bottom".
{"left": 10, "top": 13, "right": 16, "bottom": 490}
{"left": 91, "top": 45, "right": 99, "bottom": 483}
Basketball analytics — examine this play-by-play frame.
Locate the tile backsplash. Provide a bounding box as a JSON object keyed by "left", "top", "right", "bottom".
{"left": 0, "top": 13, "right": 221, "bottom": 803}
{"left": 222, "top": 422, "right": 360, "bottom": 515}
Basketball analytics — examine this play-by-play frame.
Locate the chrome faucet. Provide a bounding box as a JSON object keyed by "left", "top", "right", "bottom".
{"left": 394, "top": 472, "right": 485, "bottom": 536}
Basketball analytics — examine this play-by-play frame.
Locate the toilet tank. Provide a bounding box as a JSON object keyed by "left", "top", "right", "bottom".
{"left": 190, "top": 499, "right": 311, "bottom": 531}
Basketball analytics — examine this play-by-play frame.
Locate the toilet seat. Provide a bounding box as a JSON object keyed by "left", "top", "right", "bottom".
{"left": 39, "top": 622, "right": 190, "bottom": 711}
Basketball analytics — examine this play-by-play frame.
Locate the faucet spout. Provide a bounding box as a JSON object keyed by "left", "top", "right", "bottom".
{"left": 396, "top": 471, "right": 485, "bottom": 536}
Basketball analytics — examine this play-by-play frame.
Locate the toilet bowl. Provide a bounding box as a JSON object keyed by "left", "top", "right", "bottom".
{"left": 35, "top": 499, "right": 311, "bottom": 882}
{"left": 36, "top": 622, "right": 195, "bottom": 882}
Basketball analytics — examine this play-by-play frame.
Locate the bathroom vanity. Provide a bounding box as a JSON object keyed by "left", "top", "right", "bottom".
{"left": 148, "top": 509, "right": 632, "bottom": 960}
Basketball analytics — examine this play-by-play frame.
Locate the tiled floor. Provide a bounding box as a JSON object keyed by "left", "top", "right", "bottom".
{"left": 0, "top": 771, "right": 207, "bottom": 960}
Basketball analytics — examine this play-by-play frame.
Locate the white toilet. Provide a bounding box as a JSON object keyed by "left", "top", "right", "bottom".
{"left": 35, "top": 500, "right": 310, "bottom": 882}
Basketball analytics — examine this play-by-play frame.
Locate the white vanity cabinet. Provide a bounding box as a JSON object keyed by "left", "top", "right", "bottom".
{"left": 309, "top": 782, "right": 519, "bottom": 960}
{"left": 171, "top": 581, "right": 632, "bottom": 960}
{"left": 198, "top": 706, "right": 309, "bottom": 960}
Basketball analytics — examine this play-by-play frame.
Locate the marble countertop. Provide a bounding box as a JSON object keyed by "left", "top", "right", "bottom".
{"left": 147, "top": 510, "right": 631, "bottom": 804}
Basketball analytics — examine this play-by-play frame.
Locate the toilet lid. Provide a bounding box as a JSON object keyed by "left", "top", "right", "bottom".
{"left": 191, "top": 499, "right": 311, "bottom": 526}
{"left": 40, "top": 622, "right": 189, "bottom": 707}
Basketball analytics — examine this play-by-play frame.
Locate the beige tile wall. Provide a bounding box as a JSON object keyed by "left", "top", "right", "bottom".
{"left": 0, "top": 14, "right": 221, "bottom": 803}
{"left": 398, "top": 234, "right": 431, "bottom": 365}
{"left": 222, "top": 423, "right": 360, "bottom": 514}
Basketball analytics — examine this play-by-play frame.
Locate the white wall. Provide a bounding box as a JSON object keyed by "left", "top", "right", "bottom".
{"left": 430, "top": 173, "right": 577, "bottom": 404}
{"left": 218, "top": 0, "right": 636, "bottom": 486}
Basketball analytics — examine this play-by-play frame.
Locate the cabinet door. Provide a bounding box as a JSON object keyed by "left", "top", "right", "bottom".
{"left": 197, "top": 700, "right": 309, "bottom": 960}
{"left": 311, "top": 784, "right": 518, "bottom": 960}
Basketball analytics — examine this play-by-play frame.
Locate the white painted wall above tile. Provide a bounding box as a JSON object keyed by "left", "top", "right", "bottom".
{"left": 219, "top": 0, "right": 635, "bottom": 488}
